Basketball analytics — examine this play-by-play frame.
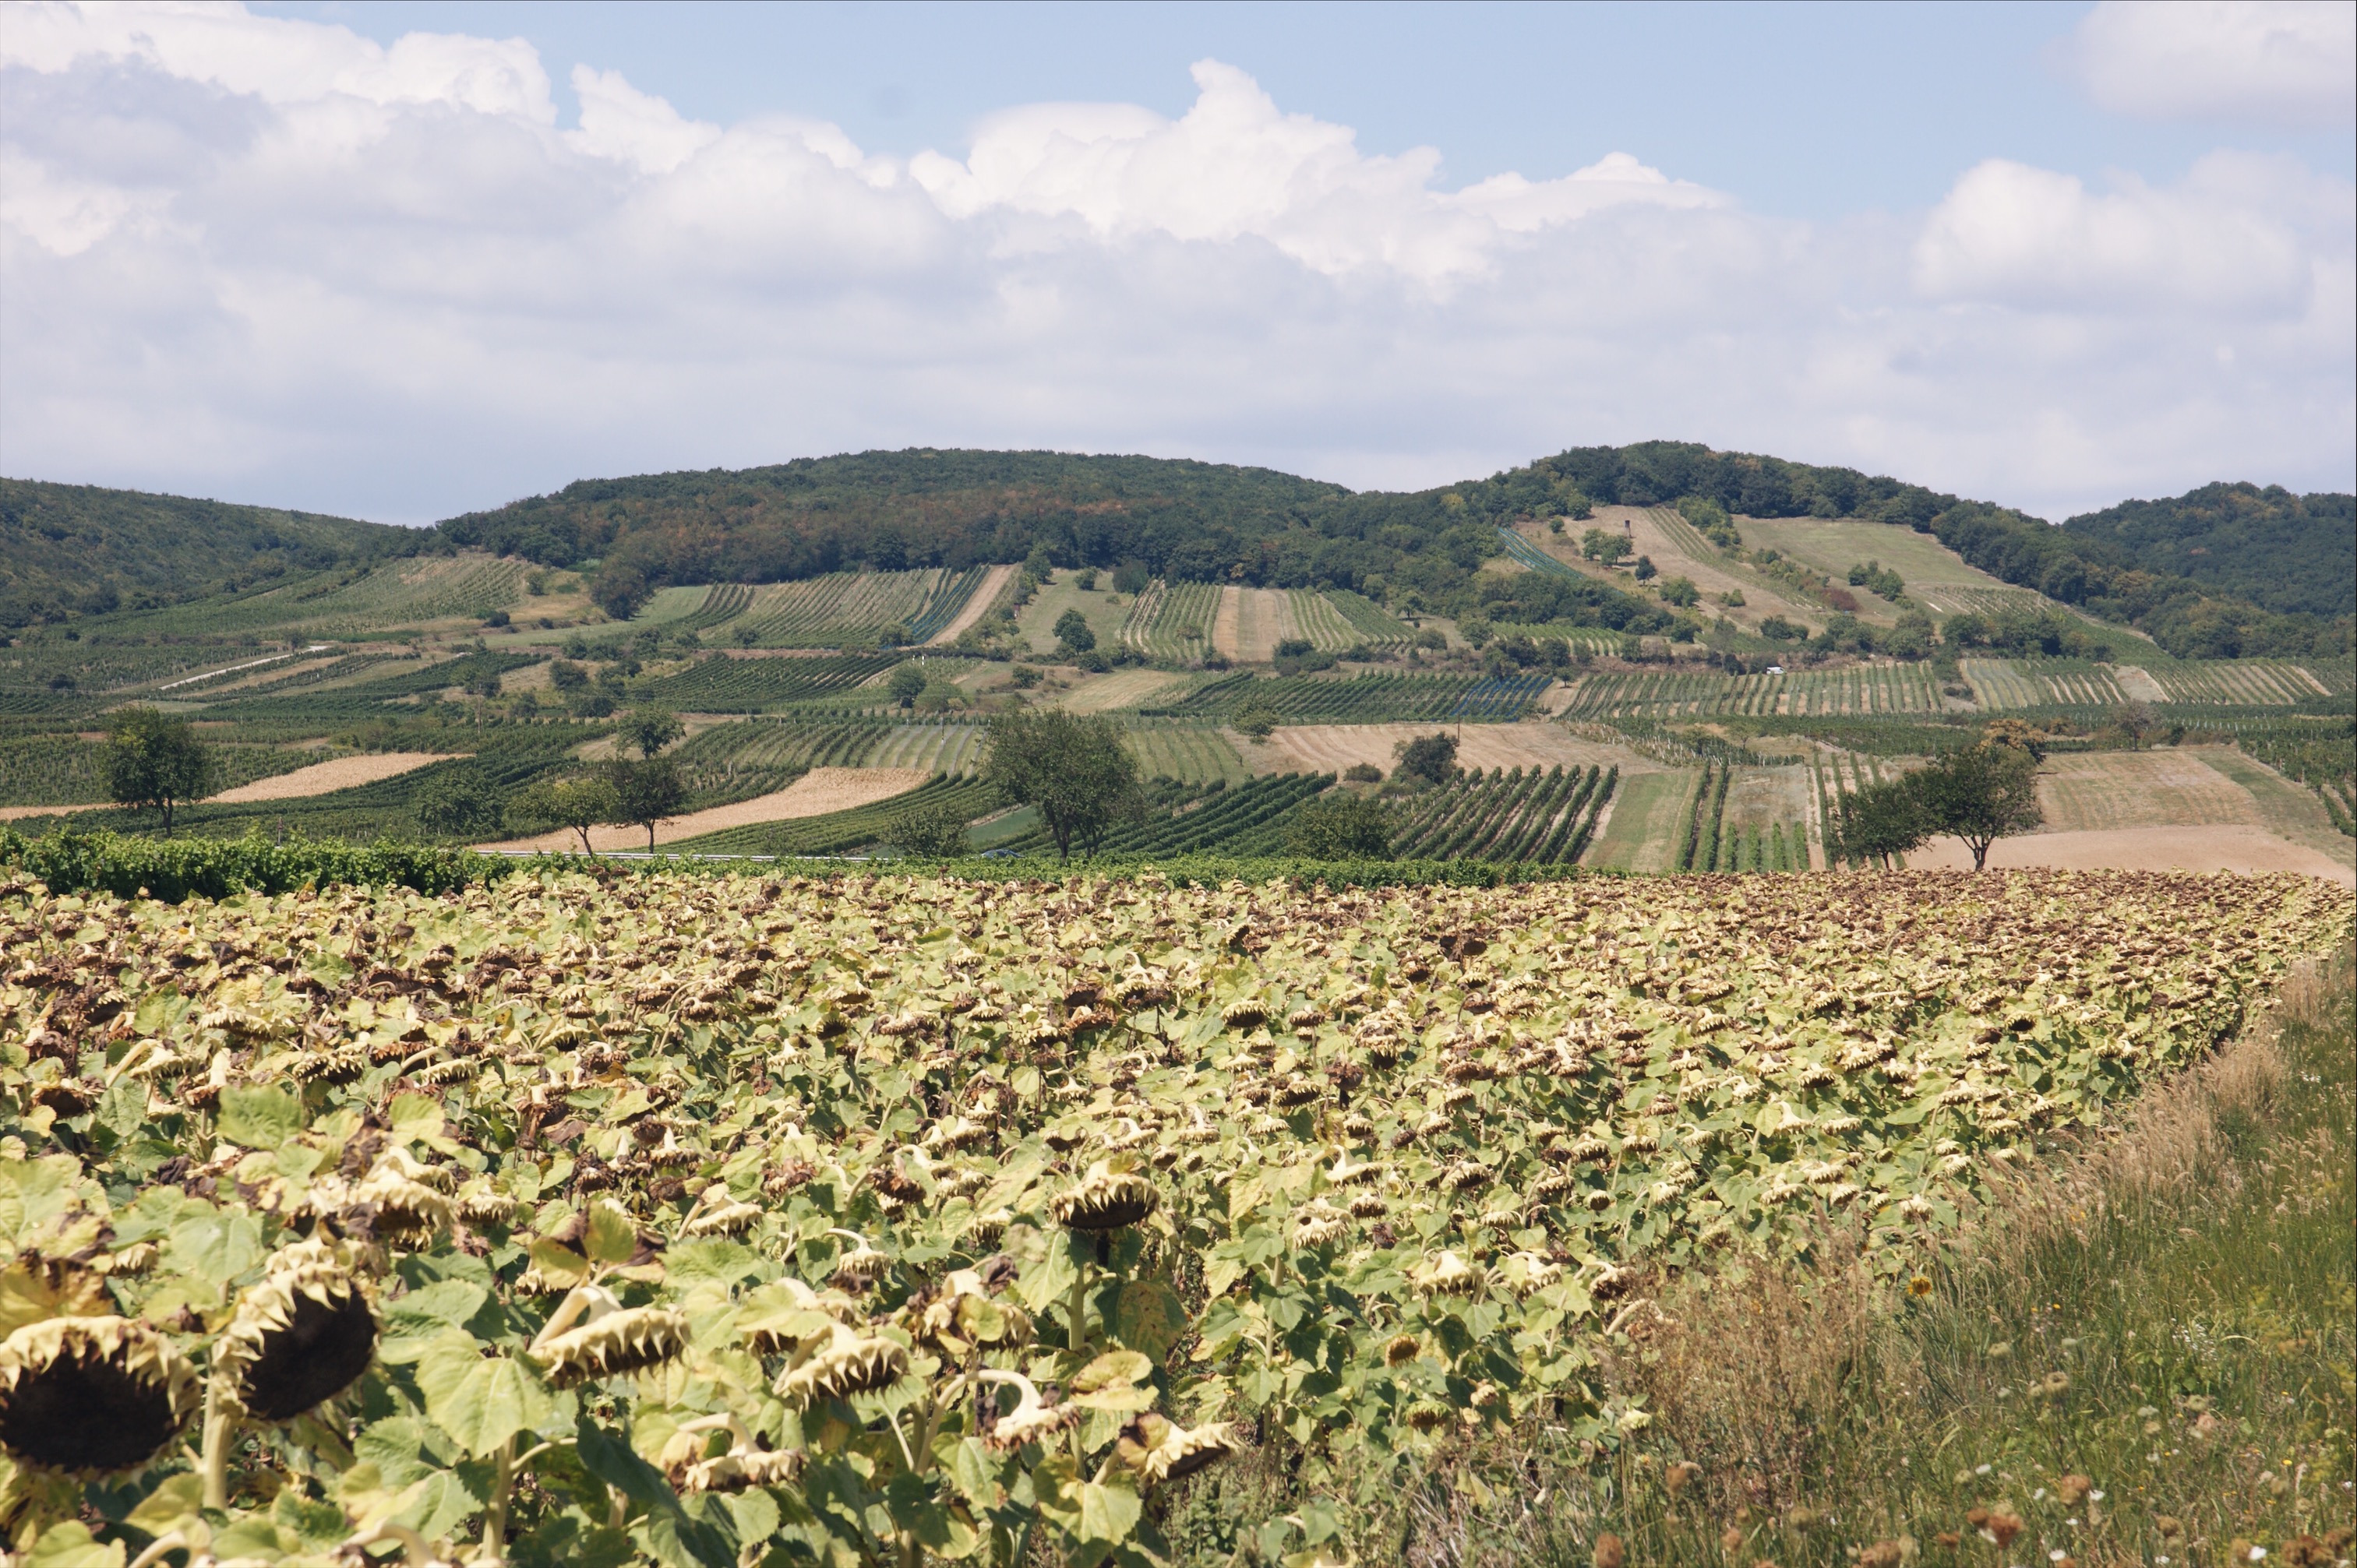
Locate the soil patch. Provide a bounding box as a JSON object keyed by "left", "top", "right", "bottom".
{"left": 208, "top": 752, "right": 457, "bottom": 802}
{"left": 926, "top": 565, "right": 1019, "bottom": 647}
{"left": 1907, "top": 825, "right": 2353, "bottom": 886}
{"left": 477, "top": 765, "right": 929, "bottom": 853}
{"left": 1258, "top": 722, "right": 1661, "bottom": 777}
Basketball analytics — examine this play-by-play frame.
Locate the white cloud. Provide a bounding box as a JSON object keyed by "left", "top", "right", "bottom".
{"left": 0, "top": 1, "right": 2349, "bottom": 527}
{"left": 1913, "top": 153, "right": 2343, "bottom": 313}
{"left": 2066, "top": 1, "right": 2356, "bottom": 129}
{"left": 910, "top": 60, "right": 1719, "bottom": 284}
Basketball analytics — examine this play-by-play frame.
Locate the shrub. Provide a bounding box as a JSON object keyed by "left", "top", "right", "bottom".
{"left": 1287, "top": 791, "right": 1393, "bottom": 859}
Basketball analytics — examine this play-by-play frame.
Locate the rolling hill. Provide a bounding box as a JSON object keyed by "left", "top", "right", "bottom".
{"left": 2062, "top": 481, "right": 2355, "bottom": 622}
{"left": 0, "top": 477, "right": 416, "bottom": 628}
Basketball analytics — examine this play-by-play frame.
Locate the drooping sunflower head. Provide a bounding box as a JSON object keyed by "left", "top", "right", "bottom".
{"left": 217, "top": 1239, "right": 377, "bottom": 1422}
{"left": 1118, "top": 1412, "right": 1244, "bottom": 1485}
{"left": 776, "top": 1323, "right": 910, "bottom": 1406}
{"left": 0, "top": 1316, "right": 199, "bottom": 1477}
{"left": 531, "top": 1286, "right": 690, "bottom": 1389}
{"left": 348, "top": 1159, "right": 456, "bottom": 1246}
{"left": 1050, "top": 1163, "right": 1160, "bottom": 1233}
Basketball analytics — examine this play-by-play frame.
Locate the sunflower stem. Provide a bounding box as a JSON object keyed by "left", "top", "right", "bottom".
{"left": 200, "top": 1376, "right": 234, "bottom": 1511}
{"left": 480, "top": 1434, "right": 515, "bottom": 1563}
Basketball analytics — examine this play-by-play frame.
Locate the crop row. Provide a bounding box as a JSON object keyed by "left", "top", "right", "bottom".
{"left": 666, "top": 772, "right": 999, "bottom": 855}
{"left": 1322, "top": 589, "right": 1416, "bottom": 650}
{"left": 1152, "top": 672, "right": 1547, "bottom": 724}
{"left": 2131, "top": 659, "right": 2327, "bottom": 706}
{"left": 1117, "top": 580, "right": 1223, "bottom": 659}
{"left": 0, "top": 737, "right": 334, "bottom": 809}
{"left": 631, "top": 654, "right": 903, "bottom": 711}
{"left": 676, "top": 568, "right": 984, "bottom": 647}
{"left": 991, "top": 770, "right": 1337, "bottom": 858}
{"left": 1560, "top": 664, "right": 1944, "bottom": 720}
{"left": 1390, "top": 764, "right": 1615, "bottom": 863}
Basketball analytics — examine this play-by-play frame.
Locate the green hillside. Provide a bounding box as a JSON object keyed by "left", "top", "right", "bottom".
{"left": 429, "top": 445, "right": 2352, "bottom": 661}
{"left": 0, "top": 477, "right": 415, "bottom": 628}
{"left": 2062, "top": 481, "right": 2355, "bottom": 620}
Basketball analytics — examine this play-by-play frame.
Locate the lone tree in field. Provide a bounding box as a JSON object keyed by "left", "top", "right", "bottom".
{"left": 1287, "top": 791, "right": 1393, "bottom": 860}
{"left": 1392, "top": 731, "right": 1459, "bottom": 786}
{"left": 887, "top": 664, "right": 928, "bottom": 708}
{"left": 1833, "top": 778, "right": 1928, "bottom": 870}
{"left": 605, "top": 757, "right": 686, "bottom": 851}
{"left": 105, "top": 706, "right": 215, "bottom": 835}
{"left": 1910, "top": 742, "right": 2044, "bottom": 870}
{"left": 981, "top": 708, "right": 1143, "bottom": 862}
{"left": 884, "top": 798, "right": 973, "bottom": 858}
{"left": 508, "top": 773, "right": 621, "bottom": 856}
{"left": 2111, "top": 700, "right": 2156, "bottom": 750}
{"left": 616, "top": 706, "right": 683, "bottom": 759}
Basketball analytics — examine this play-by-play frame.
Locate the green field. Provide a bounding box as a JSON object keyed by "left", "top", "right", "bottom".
{"left": 1117, "top": 580, "right": 1223, "bottom": 660}
{"left": 1561, "top": 663, "right": 1946, "bottom": 719}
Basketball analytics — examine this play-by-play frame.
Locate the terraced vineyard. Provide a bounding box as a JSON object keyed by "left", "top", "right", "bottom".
{"left": 1155, "top": 671, "right": 1551, "bottom": 724}
{"left": 990, "top": 770, "right": 1337, "bottom": 858}
{"left": 660, "top": 569, "right": 990, "bottom": 648}
{"left": 1389, "top": 763, "right": 1617, "bottom": 863}
{"left": 0, "top": 862, "right": 2341, "bottom": 1568}
{"left": 663, "top": 771, "right": 997, "bottom": 854}
{"left": 630, "top": 654, "right": 903, "bottom": 712}
{"left": 1561, "top": 664, "right": 1944, "bottom": 719}
{"left": 1117, "top": 580, "right": 1223, "bottom": 660}
{"left": 1122, "top": 721, "right": 1250, "bottom": 785}
{"left": 1324, "top": 588, "right": 1416, "bottom": 651}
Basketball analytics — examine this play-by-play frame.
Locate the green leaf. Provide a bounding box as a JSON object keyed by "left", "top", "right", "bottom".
{"left": 1071, "top": 1349, "right": 1152, "bottom": 1392}
{"left": 717, "top": 1490, "right": 779, "bottom": 1552}
{"left": 1074, "top": 1480, "right": 1142, "bottom": 1544}
{"left": 379, "top": 1280, "right": 489, "bottom": 1343}
{"left": 355, "top": 1415, "right": 460, "bottom": 1486}
{"left": 666, "top": 1239, "right": 757, "bottom": 1288}
{"left": 415, "top": 1331, "right": 557, "bottom": 1457}
{"left": 585, "top": 1202, "right": 640, "bottom": 1266}
{"left": 164, "top": 1206, "right": 263, "bottom": 1287}
{"left": 388, "top": 1091, "right": 455, "bottom": 1153}
{"left": 25, "top": 1523, "right": 125, "bottom": 1568}
{"left": 1110, "top": 1281, "right": 1187, "bottom": 1362}
{"left": 272, "top": 1491, "right": 349, "bottom": 1550}
{"left": 217, "top": 1084, "right": 303, "bottom": 1150}
{"left": 634, "top": 1510, "right": 736, "bottom": 1568}
{"left": 576, "top": 1417, "right": 679, "bottom": 1513}
{"left": 124, "top": 1473, "right": 207, "bottom": 1539}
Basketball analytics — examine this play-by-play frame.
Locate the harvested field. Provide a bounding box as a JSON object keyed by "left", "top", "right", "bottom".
{"left": 478, "top": 765, "right": 929, "bottom": 852}
{"left": 1909, "top": 825, "right": 2353, "bottom": 886}
{"left": 1063, "top": 669, "right": 1187, "bottom": 713}
{"left": 1256, "top": 721, "right": 1658, "bottom": 777}
{"left": 207, "top": 751, "right": 455, "bottom": 802}
{"left": 924, "top": 563, "right": 1019, "bottom": 646}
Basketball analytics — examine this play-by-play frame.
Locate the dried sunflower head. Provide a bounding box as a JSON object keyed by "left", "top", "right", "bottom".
{"left": 777, "top": 1323, "right": 910, "bottom": 1405}
{"left": 348, "top": 1160, "right": 456, "bottom": 1245}
{"left": 530, "top": 1286, "right": 690, "bottom": 1389}
{"left": 1412, "top": 1249, "right": 1484, "bottom": 1297}
{"left": 216, "top": 1238, "right": 377, "bottom": 1422}
{"left": 1292, "top": 1200, "right": 1350, "bottom": 1249}
{"left": 1117, "top": 1412, "right": 1244, "bottom": 1485}
{"left": 0, "top": 1316, "right": 199, "bottom": 1476}
{"left": 1050, "top": 1162, "right": 1160, "bottom": 1233}
{"left": 683, "top": 1185, "right": 764, "bottom": 1238}
{"left": 980, "top": 1372, "right": 1078, "bottom": 1453}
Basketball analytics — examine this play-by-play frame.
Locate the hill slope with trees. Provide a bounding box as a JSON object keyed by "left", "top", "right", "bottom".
{"left": 432, "top": 443, "right": 2352, "bottom": 658}
{"left": 2061, "top": 481, "right": 2354, "bottom": 622}
{"left": 0, "top": 478, "right": 415, "bottom": 628}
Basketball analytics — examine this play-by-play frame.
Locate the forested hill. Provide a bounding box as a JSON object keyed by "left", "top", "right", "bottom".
{"left": 434, "top": 443, "right": 2351, "bottom": 660}
{"left": 2062, "top": 483, "right": 2355, "bottom": 622}
{"left": 0, "top": 477, "right": 415, "bottom": 628}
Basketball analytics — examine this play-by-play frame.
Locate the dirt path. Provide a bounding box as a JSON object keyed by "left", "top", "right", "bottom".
{"left": 210, "top": 752, "right": 457, "bottom": 802}
{"left": 1211, "top": 587, "right": 1243, "bottom": 662}
{"left": 926, "top": 565, "right": 1019, "bottom": 647}
{"left": 1908, "top": 826, "right": 2353, "bottom": 886}
{"left": 476, "top": 766, "right": 929, "bottom": 852}
{"left": 1258, "top": 722, "right": 1660, "bottom": 777}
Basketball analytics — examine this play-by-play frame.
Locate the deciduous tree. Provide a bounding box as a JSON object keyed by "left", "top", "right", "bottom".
{"left": 105, "top": 706, "right": 215, "bottom": 834}
{"left": 981, "top": 708, "right": 1143, "bottom": 862}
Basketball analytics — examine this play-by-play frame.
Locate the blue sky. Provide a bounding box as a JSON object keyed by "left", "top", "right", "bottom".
{"left": 4, "top": 1, "right": 2352, "bottom": 524}
{"left": 266, "top": 1, "right": 2355, "bottom": 217}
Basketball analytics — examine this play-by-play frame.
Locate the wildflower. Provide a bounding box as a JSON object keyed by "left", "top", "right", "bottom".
{"left": 1908, "top": 1274, "right": 1934, "bottom": 1298}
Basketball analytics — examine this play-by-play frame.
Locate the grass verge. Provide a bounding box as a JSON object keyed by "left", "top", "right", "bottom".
{"left": 1166, "top": 955, "right": 2357, "bottom": 1567}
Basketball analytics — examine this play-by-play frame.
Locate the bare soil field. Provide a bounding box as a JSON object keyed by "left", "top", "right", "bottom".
{"left": 926, "top": 565, "right": 1020, "bottom": 647}
{"left": 1256, "top": 722, "right": 1661, "bottom": 777}
{"left": 1908, "top": 825, "right": 2353, "bottom": 886}
{"left": 478, "top": 766, "right": 929, "bottom": 853}
{"left": 209, "top": 752, "right": 455, "bottom": 802}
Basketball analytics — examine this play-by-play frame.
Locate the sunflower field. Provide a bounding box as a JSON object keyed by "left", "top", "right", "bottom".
{"left": 0, "top": 866, "right": 2346, "bottom": 1568}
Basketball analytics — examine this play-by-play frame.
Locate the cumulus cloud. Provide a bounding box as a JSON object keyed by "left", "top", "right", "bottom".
{"left": 0, "top": 1, "right": 2349, "bottom": 526}
{"left": 2066, "top": 1, "right": 2356, "bottom": 129}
